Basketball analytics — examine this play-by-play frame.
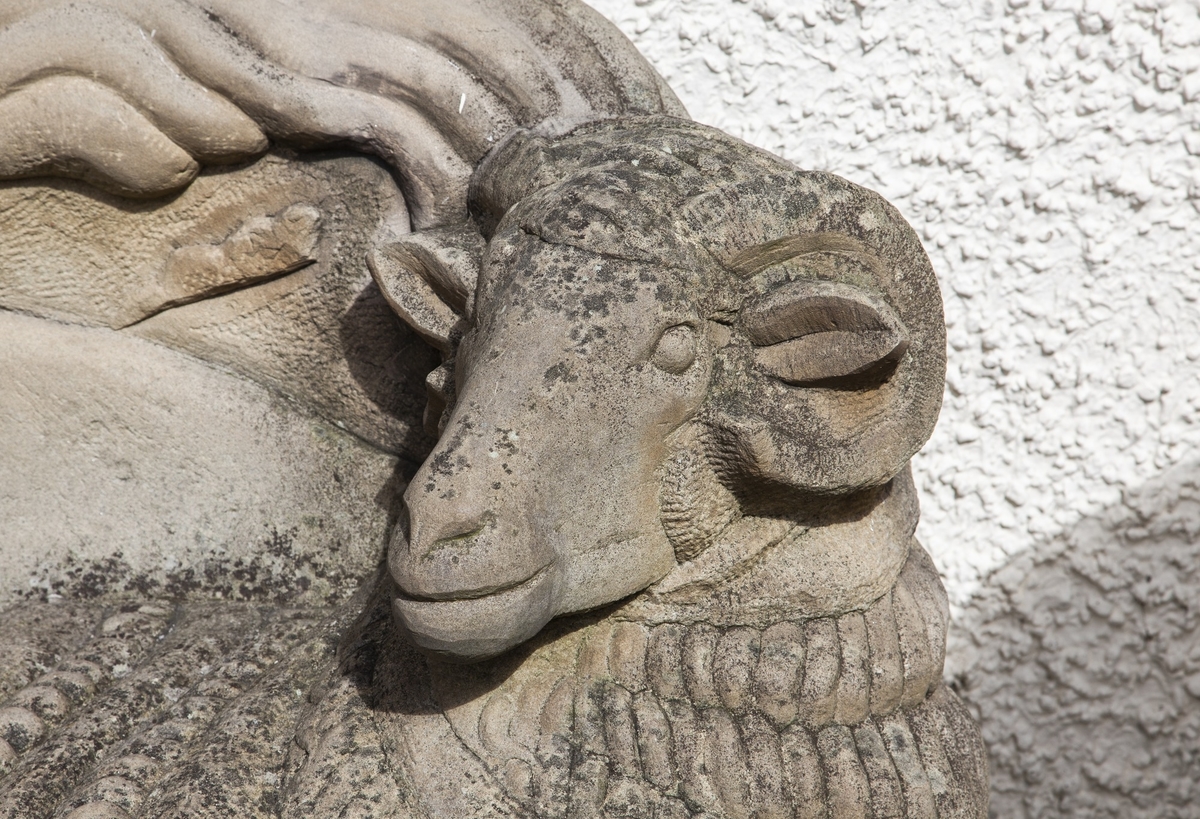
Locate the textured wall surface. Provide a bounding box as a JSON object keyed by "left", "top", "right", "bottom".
{"left": 585, "top": 0, "right": 1200, "bottom": 815}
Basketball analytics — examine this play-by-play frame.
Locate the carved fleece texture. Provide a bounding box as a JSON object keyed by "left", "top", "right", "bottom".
{"left": 0, "top": 544, "right": 986, "bottom": 818}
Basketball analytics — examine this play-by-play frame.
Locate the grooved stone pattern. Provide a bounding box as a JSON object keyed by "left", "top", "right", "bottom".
{"left": 583, "top": 1, "right": 1200, "bottom": 815}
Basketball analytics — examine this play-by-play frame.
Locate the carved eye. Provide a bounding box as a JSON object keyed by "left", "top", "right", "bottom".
{"left": 651, "top": 324, "right": 698, "bottom": 374}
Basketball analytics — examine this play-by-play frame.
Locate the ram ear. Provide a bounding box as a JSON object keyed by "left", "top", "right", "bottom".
{"left": 741, "top": 280, "right": 909, "bottom": 389}
{"left": 368, "top": 224, "right": 484, "bottom": 356}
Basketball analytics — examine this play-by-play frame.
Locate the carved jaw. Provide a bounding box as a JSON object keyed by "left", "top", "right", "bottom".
{"left": 392, "top": 418, "right": 918, "bottom": 661}
{"left": 391, "top": 559, "right": 560, "bottom": 661}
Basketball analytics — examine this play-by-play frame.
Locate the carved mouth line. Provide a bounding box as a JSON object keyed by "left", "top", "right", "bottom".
{"left": 394, "top": 562, "right": 552, "bottom": 603}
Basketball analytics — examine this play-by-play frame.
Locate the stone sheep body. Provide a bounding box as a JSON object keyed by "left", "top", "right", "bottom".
{"left": 0, "top": 2, "right": 987, "bottom": 816}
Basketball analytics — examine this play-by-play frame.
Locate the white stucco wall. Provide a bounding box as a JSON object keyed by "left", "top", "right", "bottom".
{"left": 585, "top": 0, "right": 1200, "bottom": 815}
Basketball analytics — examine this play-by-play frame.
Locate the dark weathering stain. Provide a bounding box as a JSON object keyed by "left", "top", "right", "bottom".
{"left": 424, "top": 420, "right": 474, "bottom": 488}
{"left": 21, "top": 526, "right": 367, "bottom": 606}
{"left": 544, "top": 361, "right": 578, "bottom": 385}
{"left": 582, "top": 293, "right": 613, "bottom": 316}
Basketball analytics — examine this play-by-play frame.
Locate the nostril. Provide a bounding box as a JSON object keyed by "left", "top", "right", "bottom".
{"left": 422, "top": 519, "right": 489, "bottom": 562}
{"left": 390, "top": 507, "right": 551, "bottom": 602}
{"left": 405, "top": 509, "right": 495, "bottom": 560}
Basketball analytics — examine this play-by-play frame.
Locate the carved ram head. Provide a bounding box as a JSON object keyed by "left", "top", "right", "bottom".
{"left": 370, "top": 117, "right": 946, "bottom": 661}
{"left": 0, "top": 0, "right": 942, "bottom": 664}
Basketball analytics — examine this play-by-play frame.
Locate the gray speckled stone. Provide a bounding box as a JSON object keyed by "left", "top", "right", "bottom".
{"left": 0, "top": 1, "right": 986, "bottom": 816}
{"left": 0, "top": 546, "right": 987, "bottom": 818}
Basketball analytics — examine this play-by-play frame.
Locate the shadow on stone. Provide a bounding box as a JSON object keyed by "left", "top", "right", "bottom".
{"left": 337, "top": 278, "right": 439, "bottom": 460}
{"left": 338, "top": 569, "right": 610, "bottom": 716}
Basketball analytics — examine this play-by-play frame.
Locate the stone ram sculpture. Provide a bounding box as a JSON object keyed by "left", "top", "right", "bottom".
{"left": 368, "top": 117, "right": 989, "bottom": 817}
{"left": 0, "top": 1, "right": 987, "bottom": 817}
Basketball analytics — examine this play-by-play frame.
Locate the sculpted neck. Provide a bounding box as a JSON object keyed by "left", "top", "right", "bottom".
{"left": 626, "top": 465, "right": 921, "bottom": 629}
{"left": 423, "top": 523, "right": 950, "bottom": 819}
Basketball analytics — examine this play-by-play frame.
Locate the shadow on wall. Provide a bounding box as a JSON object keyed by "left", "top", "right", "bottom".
{"left": 949, "top": 458, "right": 1200, "bottom": 819}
